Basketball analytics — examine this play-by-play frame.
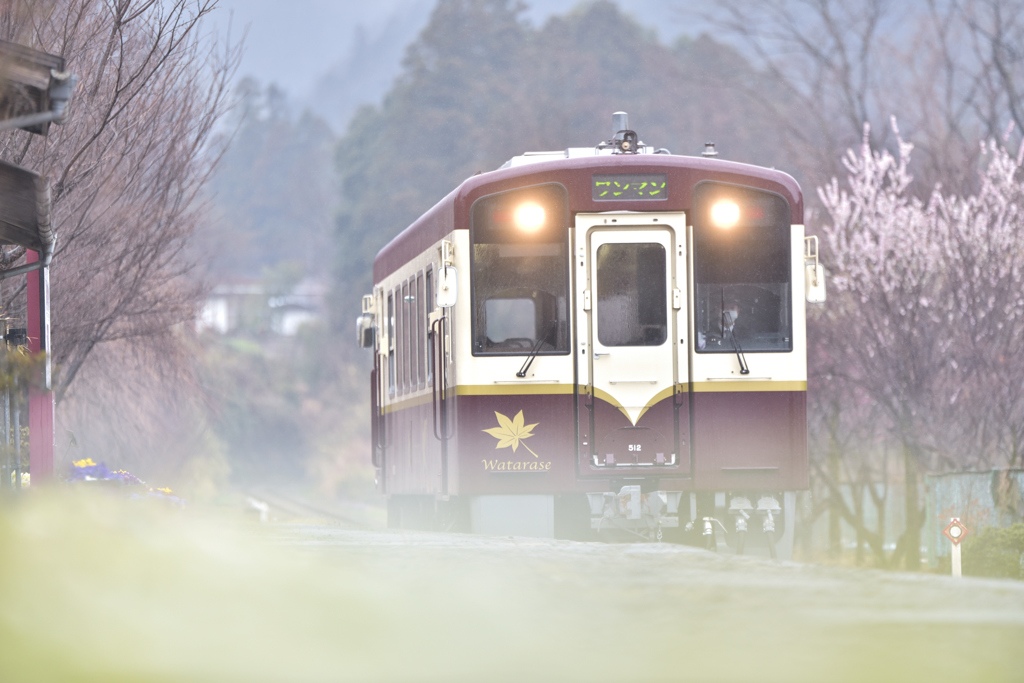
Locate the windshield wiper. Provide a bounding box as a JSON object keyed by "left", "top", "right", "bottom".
{"left": 517, "top": 321, "right": 558, "bottom": 378}
{"left": 729, "top": 329, "right": 750, "bottom": 375}
{"left": 721, "top": 289, "right": 749, "bottom": 375}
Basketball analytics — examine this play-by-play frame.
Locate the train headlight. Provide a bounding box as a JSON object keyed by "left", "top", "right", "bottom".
{"left": 514, "top": 203, "right": 546, "bottom": 233}
{"left": 710, "top": 200, "right": 740, "bottom": 229}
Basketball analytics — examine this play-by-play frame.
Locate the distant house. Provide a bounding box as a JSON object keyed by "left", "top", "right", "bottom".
{"left": 198, "top": 278, "right": 326, "bottom": 336}
{"left": 268, "top": 278, "right": 328, "bottom": 336}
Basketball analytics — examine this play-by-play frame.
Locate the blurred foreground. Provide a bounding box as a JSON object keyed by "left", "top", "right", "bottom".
{"left": 0, "top": 490, "right": 1021, "bottom": 682}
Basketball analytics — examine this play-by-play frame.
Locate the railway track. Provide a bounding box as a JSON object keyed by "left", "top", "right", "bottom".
{"left": 242, "top": 487, "right": 382, "bottom": 529}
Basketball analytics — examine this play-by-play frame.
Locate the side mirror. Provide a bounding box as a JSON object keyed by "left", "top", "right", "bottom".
{"left": 356, "top": 314, "right": 375, "bottom": 348}
{"left": 436, "top": 266, "right": 457, "bottom": 308}
{"left": 356, "top": 293, "right": 377, "bottom": 347}
{"left": 805, "top": 264, "right": 826, "bottom": 303}
{"left": 804, "top": 235, "right": 826, "bottom": 303}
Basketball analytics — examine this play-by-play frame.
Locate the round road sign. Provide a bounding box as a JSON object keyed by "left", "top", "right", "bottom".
{"left": 943, "top": 518, "right": 969, "bottom": 546}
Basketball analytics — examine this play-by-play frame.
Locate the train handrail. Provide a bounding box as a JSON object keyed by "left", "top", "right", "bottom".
{"left": 370, "top": 365, "right": 380, "bottom": 468}
{"left": 374, "top": 353, "right": 391, "bottom": 451}
{"left": 430, "top": 316, "right": 453, "bottom": 442}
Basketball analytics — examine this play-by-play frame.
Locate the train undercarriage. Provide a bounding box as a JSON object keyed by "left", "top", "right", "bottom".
{"left": 385, "top": 489, "right": 797, "bottom": 560}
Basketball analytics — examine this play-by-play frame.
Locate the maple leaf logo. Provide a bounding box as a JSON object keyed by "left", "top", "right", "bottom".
{"left": 482, "top": 410, "right": 540, "bottom": 458}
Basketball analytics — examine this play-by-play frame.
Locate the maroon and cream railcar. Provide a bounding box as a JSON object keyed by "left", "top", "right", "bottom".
{"left": 357, "top": 114, "right": 825, "bottom": 557}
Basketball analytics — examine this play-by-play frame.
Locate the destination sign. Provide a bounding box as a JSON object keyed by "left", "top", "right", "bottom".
{"left": 592, "top": 173, "right": 668, "bottom": 201}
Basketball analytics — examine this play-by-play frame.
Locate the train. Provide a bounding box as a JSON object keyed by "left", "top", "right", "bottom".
{"left": 357, "top": 112, "right": 825, "bottom": 558}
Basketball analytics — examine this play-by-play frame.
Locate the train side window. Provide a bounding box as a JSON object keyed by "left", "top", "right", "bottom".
{"left": 395, "top": 286, "right": 404, "bottom": 394}
{"left": 402, "top": 281, "right": 411, "bottom": 393}
{"left": 416, "top": 272, "right": 425, "bottom": 389}
{"left": 425, "top": 267, "right": 434, "bottom": 385}
{"left": 409, "top": 276, "right": 419, "bottom": 390}
{"left": 387, "top": 292, "right": 396, "bottom": 397}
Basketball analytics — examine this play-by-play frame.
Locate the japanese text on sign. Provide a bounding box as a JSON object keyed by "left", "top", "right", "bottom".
{"left": 592, "top": 174, "right": 668, "bottom": 201}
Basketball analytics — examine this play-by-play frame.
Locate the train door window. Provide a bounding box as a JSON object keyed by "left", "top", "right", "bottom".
{"left": 402, "top": 281, "right": 411, "bottom": 393}
{"left": 395, "top": 286, "right": 404, "bottom": 395}
{"left": 425, "top": 267, "right": 434, "bottom": 385}
{"left": 596, "top": 243, "right": 667, "bottom": 346}
{"left": 692, "top": 182, "right": 793, "bottom": 353}
{"left": 387, "top": 292, "right": 396, "bottom": 397}
{"left": 416, "top": 272, "right": 425, "bottom": 389}
{"left": 469, "top": 183, "right": 571, "bottom": 356}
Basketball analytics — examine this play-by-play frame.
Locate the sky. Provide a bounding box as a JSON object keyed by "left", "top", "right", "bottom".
{"left": 211, "top": 0, "right": 423, "bottom": 98}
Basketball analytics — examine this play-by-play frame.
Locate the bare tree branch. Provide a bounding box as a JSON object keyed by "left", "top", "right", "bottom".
{"left": 0, "top": 0, "right": 241, "bottom": 407}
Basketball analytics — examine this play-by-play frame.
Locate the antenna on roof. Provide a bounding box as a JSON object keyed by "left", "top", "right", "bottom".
{"left": 612, "top": 112, "right": 629, "bottom": 138}
{"left": 603, "top": 111, "right": 639, "bottom": 154}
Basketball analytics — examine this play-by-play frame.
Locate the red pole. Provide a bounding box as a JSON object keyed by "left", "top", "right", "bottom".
{"left": 26, "top": 250, "right": 54, "bottom": 481}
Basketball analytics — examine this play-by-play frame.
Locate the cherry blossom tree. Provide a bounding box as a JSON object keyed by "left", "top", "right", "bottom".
{"left": 815, "top": 120, "right": 1024, "bottom": 568}
{"left": 938, "top": 138, "right": 1024, "bottom": 469}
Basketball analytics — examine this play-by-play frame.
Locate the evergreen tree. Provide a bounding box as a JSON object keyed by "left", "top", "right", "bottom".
{"left": 333, "top": 0, "right": 789, "bottom": 319}
{"left": 208, "top": 79, "right": 336, "bottom": 278}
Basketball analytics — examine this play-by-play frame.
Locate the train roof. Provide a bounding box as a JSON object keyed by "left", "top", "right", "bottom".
{"left": 373, "top": 151, "right": 803, "bottom": 282}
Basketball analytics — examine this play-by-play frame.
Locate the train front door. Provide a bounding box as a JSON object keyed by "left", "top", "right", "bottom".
{"left": 575, "top": 213, "right": 690, "bottom": 472}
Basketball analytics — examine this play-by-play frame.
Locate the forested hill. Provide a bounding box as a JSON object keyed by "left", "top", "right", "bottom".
{"left": 332, "top": 0, "right": 792, "bottom": 320}
{"left": 205, "top": 80, "right": 336, "bottom": 280}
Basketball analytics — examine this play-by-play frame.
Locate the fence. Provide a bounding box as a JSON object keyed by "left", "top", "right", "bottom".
{"left": 926, "top": 469, "right": 1024, "bottom": 566}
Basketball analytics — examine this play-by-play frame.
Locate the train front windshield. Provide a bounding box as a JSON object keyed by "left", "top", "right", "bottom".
{"left": 470, "top": 184, "right": 570, "bottom": 355}
{"left": 693, "top": 183, "right": 793, "bottom": 354}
